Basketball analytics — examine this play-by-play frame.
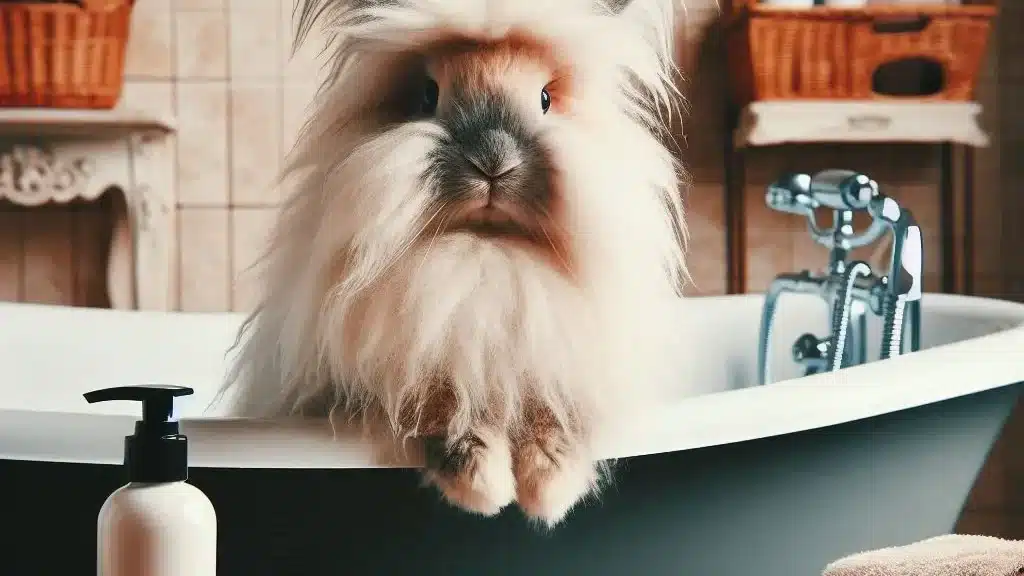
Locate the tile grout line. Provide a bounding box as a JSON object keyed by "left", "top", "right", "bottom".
{"left": 171, "top": 4, "right": 182, "bottom": 311}
{"left": 278, "top": 0, "right": 287, "bottom": 210}
{"left": 224, "top": 0, "right": 236, "bottom": 311}
{"left": 175, "top": 203, "right": 282, "bottom": 209}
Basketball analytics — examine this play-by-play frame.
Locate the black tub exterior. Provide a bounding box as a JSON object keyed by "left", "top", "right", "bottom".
{"left": 3, "top": 384, "right": 1018, "bottom": 576}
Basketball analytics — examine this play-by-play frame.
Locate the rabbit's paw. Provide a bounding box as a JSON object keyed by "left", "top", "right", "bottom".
{"left": 422, "top": 426, "right": 516, "bottom": 516}
{"left": 513, "top": 431, "right": 598, "bottom": 528}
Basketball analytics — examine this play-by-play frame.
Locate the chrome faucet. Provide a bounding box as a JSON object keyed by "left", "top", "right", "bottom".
{"left": 757, "top": 169, "right": 924, "bottom": 386}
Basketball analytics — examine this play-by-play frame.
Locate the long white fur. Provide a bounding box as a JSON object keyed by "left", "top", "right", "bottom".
{"left": 223, "top": 0, "right": 689, "bottom": 464}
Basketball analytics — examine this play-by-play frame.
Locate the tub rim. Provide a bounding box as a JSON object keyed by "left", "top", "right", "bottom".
{"left": 1, "top": 293, "right": 1022, "bottom": 469}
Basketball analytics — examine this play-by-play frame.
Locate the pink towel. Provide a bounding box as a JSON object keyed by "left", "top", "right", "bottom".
{"left": 823, "top": 534, "right": 1024, "bottom": 576}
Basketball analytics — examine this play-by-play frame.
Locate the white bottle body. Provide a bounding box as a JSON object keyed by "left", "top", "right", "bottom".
{"left": 97, "top": 481, "right": 217, "bottom": 576}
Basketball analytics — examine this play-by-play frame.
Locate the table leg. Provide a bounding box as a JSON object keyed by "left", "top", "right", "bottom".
{"left": 959, "top": 145, "right": 975, "bottom": 295}
{"left": 724, "top": 120, "right": 747, "bottom": 294}
{"left": 106, "top": 187, "right": 134, "bottom": 310}
{"left": 939, "top": 142, "right": 975, "bottom": 295}
{"left": 127, "top": 132, "right": 174, "bottom": 311}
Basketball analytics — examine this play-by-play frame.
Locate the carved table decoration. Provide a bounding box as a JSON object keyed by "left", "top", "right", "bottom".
{"left": 0, "top": 108, "right": 177, "bottom": 310}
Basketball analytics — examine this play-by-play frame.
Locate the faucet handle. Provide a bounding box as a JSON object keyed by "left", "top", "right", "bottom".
{"left": 766, "top": 173, "right": 814, "bottom": 216}
{"left": 792, "top": 333, "right": 829, "bottom": 369}
{"left": 809, "top": 169, "right": 879, "bottom": 211}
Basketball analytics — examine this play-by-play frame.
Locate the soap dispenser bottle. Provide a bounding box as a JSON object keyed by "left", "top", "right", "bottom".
{"left": 84, "top": 385, "right": 217, "bottom": 576}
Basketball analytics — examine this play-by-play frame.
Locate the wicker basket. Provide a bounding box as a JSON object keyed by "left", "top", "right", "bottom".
{"left": 725, "top": 1, "right": 996, "bottom": 105}
{"left": 0, "top": 0, "right": 135, "bottom": 109}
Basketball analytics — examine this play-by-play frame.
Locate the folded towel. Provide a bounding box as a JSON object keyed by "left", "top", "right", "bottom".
{"left": 822, "top": 534, "right": 1024, "bottom": 576}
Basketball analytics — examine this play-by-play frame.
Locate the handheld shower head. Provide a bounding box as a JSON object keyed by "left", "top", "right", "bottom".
{"left": 867, "top": 195, "right": 923, "bottom": 358}
{"left": 868, "top": 196, "right": 923, "bottom": 301}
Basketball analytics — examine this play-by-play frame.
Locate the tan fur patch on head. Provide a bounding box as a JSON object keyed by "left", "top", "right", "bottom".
{"left": 425, "top": 33, "right": 575, "bottom": 114}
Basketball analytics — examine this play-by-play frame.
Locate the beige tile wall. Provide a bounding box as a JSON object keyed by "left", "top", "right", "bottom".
{"left": 0, "top": 0, "right": 327, "bottom": 311}
{"left": 0, "top": 0, "right": 981, "bottom": 311}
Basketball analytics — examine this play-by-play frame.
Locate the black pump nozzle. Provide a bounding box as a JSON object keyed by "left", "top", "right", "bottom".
{"left": 84, "top": 385, "right": 194, "bottom": 483}
{"left": 85, "top": 385, "right": 193, "bottom": 429}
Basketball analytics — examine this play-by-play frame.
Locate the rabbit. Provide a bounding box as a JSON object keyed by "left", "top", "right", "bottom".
{"left": 222, "top": 0, "right": 690, "bottom": 528}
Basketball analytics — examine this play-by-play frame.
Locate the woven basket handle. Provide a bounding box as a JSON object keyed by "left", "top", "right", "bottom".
{"left": 77, "top": 0, "right": 134, "bottom": 11}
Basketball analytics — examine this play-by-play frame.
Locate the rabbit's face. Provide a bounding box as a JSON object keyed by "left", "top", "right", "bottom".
{"left": 406, "top": 38, "right": 573, "bottom": 262}
{"left": 277, "top": 0, "right": 687, "bottom": 290}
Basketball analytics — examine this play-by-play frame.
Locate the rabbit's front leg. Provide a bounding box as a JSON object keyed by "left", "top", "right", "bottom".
{"left": 513, "top": 401, "right": 600, "bottom": 528}
{"left": 414, "top": 386, "right": 516, "bottom": 516}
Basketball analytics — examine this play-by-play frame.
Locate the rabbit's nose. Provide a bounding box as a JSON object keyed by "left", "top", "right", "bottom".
{"left": 466, "top": 154, "right": 523, "bottom": 181}
{"left": 465, "top": 130, "right": 523, "bottom": 181}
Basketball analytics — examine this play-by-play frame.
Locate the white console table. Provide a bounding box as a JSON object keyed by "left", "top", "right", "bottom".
{"left": 0, "top": 109, "right": 176, "bottom": 310}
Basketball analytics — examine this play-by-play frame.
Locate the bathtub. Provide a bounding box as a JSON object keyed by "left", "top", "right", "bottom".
{"left": 1, "top": 293, "right": 1022, "bottom": 576}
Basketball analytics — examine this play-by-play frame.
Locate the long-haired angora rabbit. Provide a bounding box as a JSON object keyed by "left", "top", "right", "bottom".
{"left": 223, "top": 0, "right": 689, "bottom": 527}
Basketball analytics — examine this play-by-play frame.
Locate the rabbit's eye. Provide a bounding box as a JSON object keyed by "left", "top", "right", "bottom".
{"left": 422, "top": 77, "right": 439, "bottom": 114}
{"left": 541, "top": 88, "right": 551, "bottom": 114}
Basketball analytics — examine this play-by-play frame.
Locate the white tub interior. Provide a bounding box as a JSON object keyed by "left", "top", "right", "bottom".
{"left": 1, "top": 293, "right": 1023, "bottom": 467}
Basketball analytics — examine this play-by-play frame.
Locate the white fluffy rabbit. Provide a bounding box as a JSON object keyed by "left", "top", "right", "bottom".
{"left": 223, "top": 0, "right": 689, "bottom": 527}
